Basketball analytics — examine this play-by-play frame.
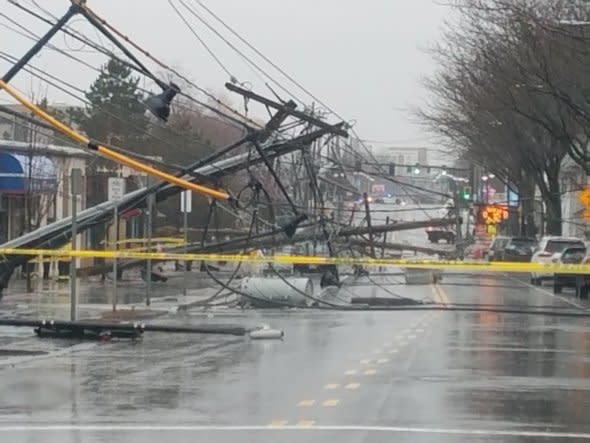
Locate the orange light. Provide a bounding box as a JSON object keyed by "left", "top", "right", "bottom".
{"left": 482, "top": 204, "right": 510, "bottom": 225}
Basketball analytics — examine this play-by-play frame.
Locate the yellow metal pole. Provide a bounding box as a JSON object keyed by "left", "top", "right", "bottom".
{"left": 0, "top": 80, "right": 230, "bottom": 201}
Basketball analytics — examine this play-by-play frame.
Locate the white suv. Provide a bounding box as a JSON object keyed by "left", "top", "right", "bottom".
{"left": 530, "top": 236, "right": 585, "bottom": 285}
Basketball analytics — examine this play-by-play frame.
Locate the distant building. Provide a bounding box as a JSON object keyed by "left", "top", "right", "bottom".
{"left": 0, "top": 103, "right": 78, "bottom": 145}
{"left": 560, "top": 155, "right": 588, "bottom": 239}
{"left": 375, "top": 146, "right": 449, "bottom": 175}
{"left": 372, "top": 146, "right": 451, "bottom": 202}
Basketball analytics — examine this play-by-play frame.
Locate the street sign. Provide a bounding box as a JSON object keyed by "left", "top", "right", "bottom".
{"left": 108, "top": 177, "right": 126, "bottom": 201}
{"left": 180, "top": 190, "right": 192, "bottom": 213}
{"left": 507, "top": 189, "right": 519, "bottom": 207}
{"left": 579, "top": 187, "right": 590, "bottom": 207}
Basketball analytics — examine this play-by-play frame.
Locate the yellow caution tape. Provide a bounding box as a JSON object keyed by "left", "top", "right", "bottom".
{"left": 1, "top": 248, "right": 590, "bottom": 274}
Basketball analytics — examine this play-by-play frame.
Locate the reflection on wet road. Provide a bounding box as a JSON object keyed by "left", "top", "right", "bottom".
{"left": 2, "top": 273, "right": 590, "bottom": 442}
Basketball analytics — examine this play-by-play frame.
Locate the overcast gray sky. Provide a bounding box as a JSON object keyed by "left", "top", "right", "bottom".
{"left": 1, "top": 0, "right": 449, "bottom": 151}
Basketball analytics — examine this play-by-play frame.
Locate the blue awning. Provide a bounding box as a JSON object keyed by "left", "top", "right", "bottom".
{"left": 0, "top": 152, "right": 57, "bottom": 194}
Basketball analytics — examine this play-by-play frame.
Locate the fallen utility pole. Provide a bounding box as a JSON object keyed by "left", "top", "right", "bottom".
{"left": 381, "top": 216, "right": 390, "bottom": 259}
{"left": 340, "top": 219, "right": 451, "bottom": 237}
{"left": 0, "top": 318, "right": 249, "bottom": 339}
{"left": 226, "top": 82, "right": 349, "bottom": 138}
{"left": 77, "top": 219, "right": 452, "bottom": 277}
{"left": 363, "top": 192, "right": 376, "bottom": 258}
{"left": 134, "top": 219, "right": 451, "bottom": 258}
{"left": 0, "top": 128, "right": 332, "bottom": 294}
{"left": 348, "top": 238, "right": 451, "bottom": 257}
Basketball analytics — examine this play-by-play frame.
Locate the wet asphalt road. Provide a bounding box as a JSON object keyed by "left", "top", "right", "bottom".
{"left": 0, "top": 272, "right": 590, "bottom": 442}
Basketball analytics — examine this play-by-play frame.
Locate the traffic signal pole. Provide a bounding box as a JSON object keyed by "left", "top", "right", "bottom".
{"left": 452, "top": 182, "right": 464, "bottom": 260}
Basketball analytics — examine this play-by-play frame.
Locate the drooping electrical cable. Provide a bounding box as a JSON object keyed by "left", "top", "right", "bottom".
{"left": 0, "top": 14, "right": 233, "bottom": 155}
{"left": 170, "top": 0, "right": 307, "bottom": 108}
{"left": 0, "top": 50, "right": 218, "bottom": 166}
{"left": 189, "top": 0, "right": 341, "bottom": 117}
{"left": 1, "top": 2, "right": 384, "bottom": 274}
{"left": 6, "top": 0, "right": 259, "bottom": 131}
{"left": 1, "top": 6, "right": 338, "bottom": 236}
{"left": 167, "top": 0, "right": 235, "bottom": 81}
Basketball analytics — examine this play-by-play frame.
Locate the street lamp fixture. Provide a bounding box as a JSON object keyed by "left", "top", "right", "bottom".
{"left": 0, "top": 2, "right": 234, "bottom": 202}
{"left": 145, "top": 82, "right": 181, "bottom": 122}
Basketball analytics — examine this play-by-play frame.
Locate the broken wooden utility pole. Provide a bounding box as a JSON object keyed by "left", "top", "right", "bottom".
{"left": 348, "top": 239, "right": 451, "bottom": 257}
{"left": 363, "top": 192, "right": 376, "bottom": 258}
{"left": 225, "top": 82, "right": 349, "bottom": 138}
{"left": 381, "top": 216, "right": 390, "bottom": 259}
{"left": 77, "top": 218, "right": 453, "bottom": 278}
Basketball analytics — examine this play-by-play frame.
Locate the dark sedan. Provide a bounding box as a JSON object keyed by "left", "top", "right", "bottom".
{"left": 502, "top": 237, "right": 537, "bottom": 262}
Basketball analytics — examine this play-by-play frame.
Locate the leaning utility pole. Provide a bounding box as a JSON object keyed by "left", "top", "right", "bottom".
{"left": 363, "top": 192, "right": 376, "bottom": 258}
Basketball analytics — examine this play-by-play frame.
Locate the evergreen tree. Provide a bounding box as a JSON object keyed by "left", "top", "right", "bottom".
{"left": 71, "top": 58, "right": 149, "bottom": 152}
{"left": 71, "top": 58, "right": 150, "bottom": 256}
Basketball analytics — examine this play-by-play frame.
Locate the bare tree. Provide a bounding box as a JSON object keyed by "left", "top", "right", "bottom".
{"left": 418, "top": 0, "right": 590, "bottom": 234}
{"left": 19, "top": 97, "right": 59, "bottom": 290}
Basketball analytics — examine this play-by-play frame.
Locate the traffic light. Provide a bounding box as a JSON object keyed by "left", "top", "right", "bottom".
{"left": 388, "top": 163, "right": 396, "bottom": 176}
{"left": 413, "top": 163, "right": 421, "bottom": 175}
{"left": 462, "top": 186, "right": 472, "bottom": 201}
{"left": 354, "top": 159, "right": 362, "bottom": 172}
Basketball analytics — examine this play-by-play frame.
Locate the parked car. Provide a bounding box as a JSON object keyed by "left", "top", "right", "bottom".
{"left": 426, "top": 226, "right": 455, "bottom": 244}
{"left": 487, "top": 236, "right": 510, "bottom": 261}
{"left": 553, "top": 246, "right": 590, "bottom": 298}
{"left": 530, "top": 236, "right": 585, "bottom": 285}
{"left": 502, "top": 237, "right": 537, "bottom": 262}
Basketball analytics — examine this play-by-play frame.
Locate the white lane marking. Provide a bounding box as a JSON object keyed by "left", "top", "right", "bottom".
{"left": 506, "top": 275, "right": 587, "bottom": 310}
{"left": 3, "top": 425, "right": 590, "bottom": 438}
